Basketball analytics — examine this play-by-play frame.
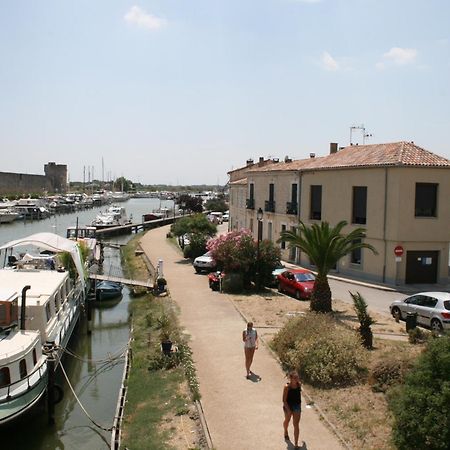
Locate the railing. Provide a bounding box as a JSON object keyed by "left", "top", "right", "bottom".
{"left": 286, "top": 202, "right": 298, "bottom": 215}
{"left": 264, "top": 200, "right": 275, "bottom": 213}
{"left": 0, "top": 359, "right": 48, "bottom": 404}
{"left": 246, "top": 198, "right": 255, "bottom": 209}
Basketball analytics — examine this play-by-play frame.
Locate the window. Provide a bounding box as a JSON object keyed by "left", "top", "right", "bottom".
{"left": 249, "top": 183, "right": 254, "bottom": 200}
{"left": 269, "top": 183, "right": 274, "bottom": 202}
{"left": 291, "top": 183, "right": 298, "bottom": 203}
{"left": 352, "top": 186, "right": 367, "bottom": 224}
{"left": 281, "top": 224, "right": 286, "bottom": 250}
{"left": 310, "top": 185, "right": 322, "bottom": 220}
{"left": 19, "top": 359, "right": 27, "bottom": 379}
{"left": 415, "top": 183, "right": 438, "bottom": 217}
{"left": 45, "top": 303, "right": 51, "bottom": 322}
{"left": 351, "top": 239, "right": 362, "bottom": 265}
{"left": 0, "top": 367, "right": 11, "bottom": 387}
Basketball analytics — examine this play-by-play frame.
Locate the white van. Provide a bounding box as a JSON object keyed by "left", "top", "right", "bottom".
{"left": 208, "top": 212, "right": 223, "bottom": 224}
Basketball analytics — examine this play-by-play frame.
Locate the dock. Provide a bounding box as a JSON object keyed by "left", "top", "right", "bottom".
{"left": 95, "top": 216, "right": 180, "bottom": 238}
{"left": 89, "top": 273, "right": 153, "bottom": 289}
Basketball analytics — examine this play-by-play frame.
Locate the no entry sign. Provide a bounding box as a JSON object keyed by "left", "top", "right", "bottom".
{"left": 394, "top": 245, "right": 404, "bottom": 257}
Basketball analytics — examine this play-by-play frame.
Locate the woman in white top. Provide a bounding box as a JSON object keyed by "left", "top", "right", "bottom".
{"left": 242, "top": 322, "right": 258, "bottom": 379}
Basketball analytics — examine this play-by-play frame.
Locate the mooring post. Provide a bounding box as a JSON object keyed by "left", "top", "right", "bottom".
{"left": 87, "top": 295, "right": 92, "bottom": 335}
{"left": 47, "top": 347, "right": 56, "bottom": 425}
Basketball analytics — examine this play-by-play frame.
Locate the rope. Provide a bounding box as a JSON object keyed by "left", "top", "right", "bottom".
{"left": 59, "top": 361, "right": 114, "bottom": 432}
{"left": 58, "top": 345, "right": 127, "bottom": 363}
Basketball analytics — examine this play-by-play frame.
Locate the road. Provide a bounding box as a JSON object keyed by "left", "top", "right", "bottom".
{"left": 328, "top": 278, "right": 407, "bottom": 315}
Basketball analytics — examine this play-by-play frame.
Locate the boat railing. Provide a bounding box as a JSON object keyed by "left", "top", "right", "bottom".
{"left": 0, "top": 358, "right": 48, "bottom": 403}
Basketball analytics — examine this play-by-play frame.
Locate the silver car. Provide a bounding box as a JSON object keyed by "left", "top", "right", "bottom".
{"left": 389, "top": 291, "right": 450, "bottom": 332}
{"left": 193, "top": 251, "right": 216, "bottom": 273}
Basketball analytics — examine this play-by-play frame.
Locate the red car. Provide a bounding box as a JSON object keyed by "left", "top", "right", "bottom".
{"left": 277, "top": 269, "right": 316, "bottom": 300}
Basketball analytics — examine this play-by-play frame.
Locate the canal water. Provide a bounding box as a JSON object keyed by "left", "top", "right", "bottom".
{"left": 0, "top": 198, "right": 174, "bottom": 449}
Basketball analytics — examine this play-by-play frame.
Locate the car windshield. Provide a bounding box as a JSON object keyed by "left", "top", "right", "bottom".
{"left": 444, "top": 300, "right": 450, "bottom": 311}
{"left": 295, "top": 273, "right": 315, "bottom": 282}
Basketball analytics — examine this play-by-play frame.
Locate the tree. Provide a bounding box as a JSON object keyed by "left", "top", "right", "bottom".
{"left": 205, "top": 198, "right": 228, "bottom": 213}
{"left": 388, "top": 335, "right": 450, "bottom": 450}
{"left": 176, "top": 194, "right": 203, "bottom": 213}
{"left": 279, "top": 221, "right": 377, "bottom": 313}
{"left": 350, "top": 291, "right": 375, "bottom": 349}
{"left": 171, "top": 214, "right": 216, "bottom": 238}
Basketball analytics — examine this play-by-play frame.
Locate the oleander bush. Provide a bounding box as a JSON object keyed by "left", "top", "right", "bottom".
{"left": 388, "top": 335, "right": 450, "bottom": 450}
{"left": 272, "top": 313, "right": 368, "bottom": 387}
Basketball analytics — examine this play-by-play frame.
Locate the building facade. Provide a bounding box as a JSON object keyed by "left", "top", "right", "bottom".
{"left": 228, "top": 142, "right": 450, "bottom": 286}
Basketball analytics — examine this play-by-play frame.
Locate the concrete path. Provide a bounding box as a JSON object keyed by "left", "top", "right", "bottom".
{"left": 140, "top": 226, "right": 344, "bottom": 450}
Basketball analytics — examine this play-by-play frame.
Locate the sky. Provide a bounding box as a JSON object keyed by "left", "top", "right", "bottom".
{"left": 1, "top": 0, "right": 450, "bottom": 185}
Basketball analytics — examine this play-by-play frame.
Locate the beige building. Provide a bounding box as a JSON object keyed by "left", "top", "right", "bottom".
{"left": 228, "top": 142, "right": 450, "bottom": 286}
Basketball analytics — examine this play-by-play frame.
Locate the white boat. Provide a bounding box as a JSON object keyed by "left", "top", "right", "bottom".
{"left": 0, "top": 233, "right": 87, "bottom": 425}
{"left": 0, "top": 209, "right": 19, "bottom": 223}
{"left": 91, "top": 206, "right": 132, "bottom": 229}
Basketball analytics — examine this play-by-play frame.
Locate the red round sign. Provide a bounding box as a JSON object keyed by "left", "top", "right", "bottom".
{"left": 394, "top": 245, "right": 404, "bottom": 257}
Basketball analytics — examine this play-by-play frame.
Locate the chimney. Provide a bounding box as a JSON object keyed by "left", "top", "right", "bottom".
{"left": 284, "top": 156, "right": 292, "bottom": 163}
{"left": 272, "top": 158, "right": 279, "bottom": 163}
{"left": 20, "top": 285, "right": 31, "bottom": 330}
{"left": 329, "top": 143, "right": 338, "bottom": 154}
{"left": 309, "top": 153, "right": 315, "bottom": 158}
{"left": 258, "top": 157, "right": 264, "bottom": 164}
{"left": 246, "top": 158, "right": 254, "bottom": 166}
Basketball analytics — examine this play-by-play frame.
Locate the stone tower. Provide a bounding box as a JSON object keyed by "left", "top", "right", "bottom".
{"left": 44, "top": 162, "right": 68, "bottom": 193}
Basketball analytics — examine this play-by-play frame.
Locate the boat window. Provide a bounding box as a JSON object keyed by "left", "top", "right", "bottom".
{"left": 0, "top": 367, "right": 11, "bottom": 387}
{"left": 0, "top": 303, "right": 6, "bottom": 326}
{"left": 45, "top": 302, "right": 52, "bottom": 322}
{"left": 55, "top": 291, "right": 61, "bottom": 311}
{"left": 32, "top": 348, "right": 37, "bottom": 365}
{"left": 60, "top": 285, "right": 66, "bottom": 303}
{"left": 19, "top": 359, "right": 27, "bottom": 379}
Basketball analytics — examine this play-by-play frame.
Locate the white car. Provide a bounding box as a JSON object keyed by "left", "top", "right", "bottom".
{"left": 222, "top": 213, "right": 229, "bottom": 222}
{"left": 193, "top": 251, "right": 216, "bottom": 273}
{"left": 389, "top": 291, "right": 450, "bottom": 332}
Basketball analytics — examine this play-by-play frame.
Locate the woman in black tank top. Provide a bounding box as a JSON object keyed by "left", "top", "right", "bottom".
{"left": 282, "top": 371, "right": 302, "bottom": 449}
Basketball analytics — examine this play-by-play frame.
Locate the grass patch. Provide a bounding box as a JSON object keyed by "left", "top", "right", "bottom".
{"left": 120, "top": 236, "right": 202, "bottom": 450}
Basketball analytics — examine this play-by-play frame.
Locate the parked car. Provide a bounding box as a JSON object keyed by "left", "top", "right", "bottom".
{"left": 267, "top": 261, "right": 286, "bottom": 287}
{"left": 222, "top": 211, "right": 229, "bottom": 222}
{"left": 277, "top": 269, "right": 316, "bottom": 300}
{"left": 193, "top": 251, "right": 216, "bottom": 273}
{"left": 389, "top": 292, "right": 450, "bottom": 332}
{"left": 208, "top": 212, "right": 223, "bottom": 224}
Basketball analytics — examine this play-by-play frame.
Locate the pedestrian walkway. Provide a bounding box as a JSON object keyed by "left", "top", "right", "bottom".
{"left": 140, "top": 226, "right": 344, "bottom": 450}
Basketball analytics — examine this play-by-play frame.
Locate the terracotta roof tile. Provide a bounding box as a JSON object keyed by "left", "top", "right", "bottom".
{"left": 229, "top": 177, "right": 247, "bottom": 185}
{"left": 249, "top": 142, "right": 450, "bottom": 173}
{"left": 305, "top": 141, "right": 450, "bottom": 169}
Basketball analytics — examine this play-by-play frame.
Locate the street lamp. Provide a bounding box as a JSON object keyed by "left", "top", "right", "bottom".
{"left": 256, "top": 207, "right": 263, "bottom": 290}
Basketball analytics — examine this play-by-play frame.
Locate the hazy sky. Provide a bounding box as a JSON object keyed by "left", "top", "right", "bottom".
{"left": 1, "top": 1, "right": 449, "bottom": 185}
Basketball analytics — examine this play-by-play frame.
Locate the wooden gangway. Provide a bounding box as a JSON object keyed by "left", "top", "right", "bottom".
{"left": 89, "top": 273, "right": 154, "bottom": 288}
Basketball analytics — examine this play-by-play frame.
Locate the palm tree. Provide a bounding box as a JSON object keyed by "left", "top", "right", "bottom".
{"left": 279, "top": 221, "right": 378, "bottom": 313}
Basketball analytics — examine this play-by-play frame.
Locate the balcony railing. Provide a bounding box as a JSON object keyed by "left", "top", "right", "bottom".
{"left": 264, "top": 200, "right": 275, "bottom": 213}
{"left": 286, "top": 202, "right": 298, "bottom": 215}
{"left": 246, "top": 198, "right": 255, "bottom": 209}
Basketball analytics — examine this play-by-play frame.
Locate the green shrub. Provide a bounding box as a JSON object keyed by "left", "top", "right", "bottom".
{"left": 407, "top": 327, "right": 428, "bottom": 344}
{"left": 272, "top": 313, "right": 367, "bottom": 387}
{"left": 370, "top": 356, "right": 412, "bottom": 393}
{"left": 222, "top": 272, "right": 244, "bottom": 293}
{"left": 388, "top": 335, "right": 450, "bottom": 450}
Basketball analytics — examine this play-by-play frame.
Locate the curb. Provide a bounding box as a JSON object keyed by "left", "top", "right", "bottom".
{"left": 228, "top": 295, "right": 353, "bottom": 450}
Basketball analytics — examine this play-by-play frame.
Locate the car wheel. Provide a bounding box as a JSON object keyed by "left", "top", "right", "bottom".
{"left": 195, "top": 267, "right": 201, "bottom": 273}
{"left": 278, "top": 283, "right": 283, "bottom": 293}
{"left": 391, "top": 307, "right": 402, "bottom": 322}
{"left": 431, "top": 319, "right": 443, "bottom": 332}
{"left": 295, "top": 290, "right": 302, "bottom": 300}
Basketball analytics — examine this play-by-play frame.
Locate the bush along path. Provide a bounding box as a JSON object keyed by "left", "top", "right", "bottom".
{"left": 120, "top": 237, "right": 206, "bottom": 450}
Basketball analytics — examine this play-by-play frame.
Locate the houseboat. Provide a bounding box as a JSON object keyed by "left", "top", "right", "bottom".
{"left": 0, "top": 289, "right": 48, "bottom": 425}
{"left": 0, "top": 233, "right": 87, "bottom": 425}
